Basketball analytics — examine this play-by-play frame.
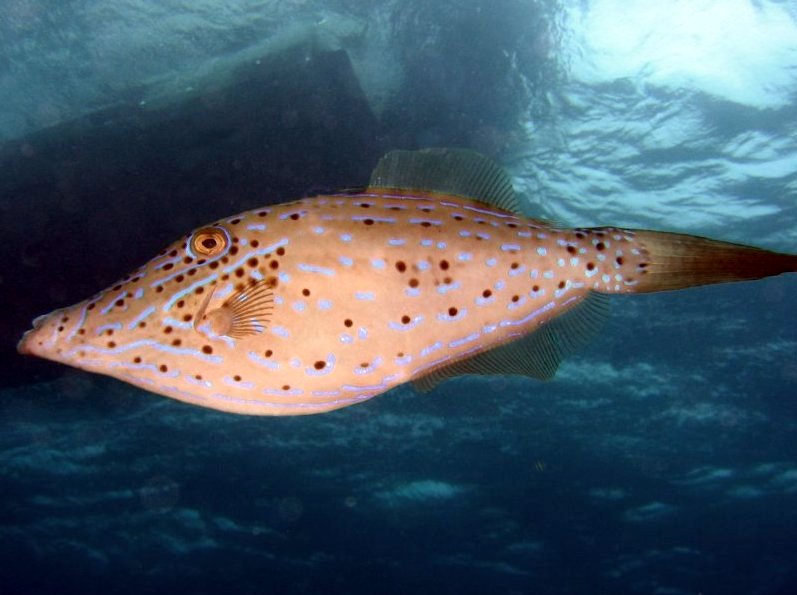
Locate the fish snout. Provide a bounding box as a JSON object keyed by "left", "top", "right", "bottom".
{"left": 17, "top": 327, "right": 36, "bottom": 355}
{"left": 17, "top": 311, "right": 55, "bottom": 357}
{"left": 17, "top": 307, "right": 79, "bottom": 361}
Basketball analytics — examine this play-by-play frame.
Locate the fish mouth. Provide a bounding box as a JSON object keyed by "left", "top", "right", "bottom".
{"left": 17, "top": 317, "right": 47, "bottom": 356}
{"left": 17, "top": 328, "right": 35, "bottom": 355}
{"left": 17, "top": 311, "right": 59, "bottom": 358}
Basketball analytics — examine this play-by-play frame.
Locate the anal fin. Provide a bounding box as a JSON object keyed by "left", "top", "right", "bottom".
{"left": 412, "top": 292, "right": 609, "bottom": 393}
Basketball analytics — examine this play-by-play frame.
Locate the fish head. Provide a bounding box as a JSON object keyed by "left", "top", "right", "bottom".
{"left": 17, "top": 216, "right": 276, "bottom": 400}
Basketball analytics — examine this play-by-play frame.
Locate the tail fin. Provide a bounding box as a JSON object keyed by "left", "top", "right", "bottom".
{"left": 628, "top": 230, "right": 797, "bottom": 293}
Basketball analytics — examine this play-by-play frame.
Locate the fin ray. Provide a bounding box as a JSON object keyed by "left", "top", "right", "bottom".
{"left": 412, "top": 292, "right": 609, "bottom": 392}
{"left": 369, "top": 148, "right": 526, "bottom": 216}
{"left": 626, "top": 230, "right": 797, "bottom": 293}
{"left": 222, "top": 279, "right": 274, "bottom": 338}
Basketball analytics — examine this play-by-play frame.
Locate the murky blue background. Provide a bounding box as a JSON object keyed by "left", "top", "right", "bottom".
{"left": 2, "top": 1, "right": 797, "bottom": 593}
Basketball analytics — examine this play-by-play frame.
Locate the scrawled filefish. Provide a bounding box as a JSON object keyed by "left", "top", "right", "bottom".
{"left": 18, "top": 149, "right": 797, "bottom": 415}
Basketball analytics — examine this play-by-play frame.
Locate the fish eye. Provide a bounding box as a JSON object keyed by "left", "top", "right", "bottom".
{"left": 190, "top": 226, "right": 230, "bottom": 258}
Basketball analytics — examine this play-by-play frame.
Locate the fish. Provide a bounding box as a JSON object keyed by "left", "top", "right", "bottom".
{"left": 17, "top": 149, "right": 797, "bottom": 415}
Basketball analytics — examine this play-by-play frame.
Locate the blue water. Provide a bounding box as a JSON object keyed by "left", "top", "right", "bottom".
{"left": 2, "top": 1, "right": 797, "bottom": 594}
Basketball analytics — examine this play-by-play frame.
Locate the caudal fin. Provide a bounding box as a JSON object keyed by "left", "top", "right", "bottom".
{"left": 628, "top": 230, "right": 797, "bottom": 293}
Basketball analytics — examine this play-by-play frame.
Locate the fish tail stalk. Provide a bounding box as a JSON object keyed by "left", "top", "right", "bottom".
{"left": 617, "top": 229, "right": 797, "bottom": 293}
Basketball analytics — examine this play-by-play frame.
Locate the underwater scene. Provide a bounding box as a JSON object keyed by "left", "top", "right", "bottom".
{"left": 2, "top": 1, "right": 797, "bottom": 593}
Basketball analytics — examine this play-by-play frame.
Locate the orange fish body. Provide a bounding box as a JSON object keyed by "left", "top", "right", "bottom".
{"left": 18, "top": 149, "right": 797, "bottom": 415}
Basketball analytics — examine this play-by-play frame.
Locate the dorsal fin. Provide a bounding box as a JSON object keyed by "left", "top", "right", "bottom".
{"left": 368, "top": 148, "right": 524, "bottom": 216}
{"left": 412, "top": 292, "right": 610, "bottom": 393}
